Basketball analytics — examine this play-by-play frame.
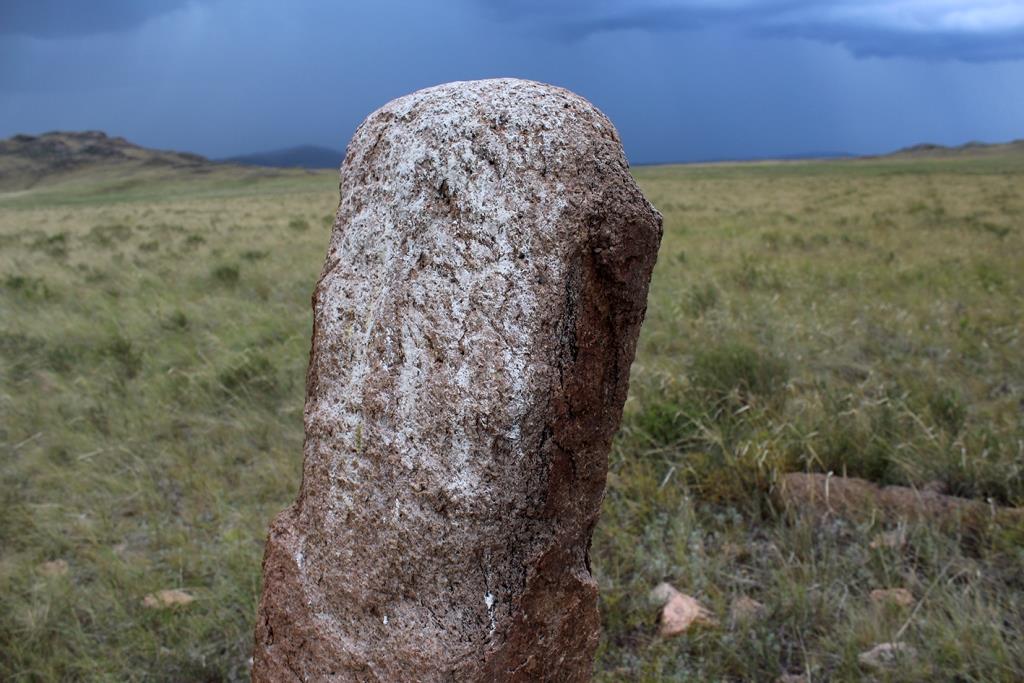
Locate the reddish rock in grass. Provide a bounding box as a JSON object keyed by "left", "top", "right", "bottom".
{"left": 869, "top": 587, "right": 914, "bottom": 608}
{"left": 858, "top": 642, "right": 918, "bottom": 671}
{"left": 650, "top": 583, "right": 717, "bottom": 637}
{"left": 730, "top": 595, "right": 768, "bottom": 623}
{"left": 869, "top": 527, "right": 907, "bottom": 550}
{"left": 777, "top": 472, "right": 1024, "bottom": 529}
{"left": 37, "top": 559, "right": 69, "bottom": 577}
{"left": 776, "top": 675, "right": 809, "bottom": 683}
{"left": 141, "top": 589, "right": 195, "bottom": 609}
{"left": 252, "top": 79, "right": 662, "bottom": 682}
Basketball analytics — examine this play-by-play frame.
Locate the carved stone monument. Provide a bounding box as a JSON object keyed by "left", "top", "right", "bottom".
{"left": 253, "top": 78, "right": 662, "bottom": 681}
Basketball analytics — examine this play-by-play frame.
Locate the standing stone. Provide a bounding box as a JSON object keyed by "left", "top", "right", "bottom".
{"left": 253, "top": 78, "right": 662, "bottom": 682}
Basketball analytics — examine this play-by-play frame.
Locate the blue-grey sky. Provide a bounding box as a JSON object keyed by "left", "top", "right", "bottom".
{"left": 2, "top": 0, "right": 1023, "bottom": 163}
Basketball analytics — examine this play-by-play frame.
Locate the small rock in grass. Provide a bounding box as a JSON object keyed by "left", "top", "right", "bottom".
{"left": 650, "top": 582, "right": 717, "bottom": 636}
{"left": 776, "top": 675, "right": 807, "bottom": 683}
{"left": 730, "top": 595, "right": 767, "bottom": 623}
{"left": 720, "top": 541, "right": 749, "bottom": 562}
{"left": 870, "top": 528, "right": 906, "bottom": 550}
{"left": 37, "top": 559, "right": 69, "bottom": 577}
{"left": 142, "top": 589, "right": 195, "bottom": 608}
{"left": 870, "top": 587, "right": 914, "bottom": 608}
{"left": 649, "top": 582, "right": 677, "bottom": 606}
{"left": 778, "top": 472, "right": 1024, "bottom": 527}
{"left": 858, "top": 642, "right": 917, "bottom": 670}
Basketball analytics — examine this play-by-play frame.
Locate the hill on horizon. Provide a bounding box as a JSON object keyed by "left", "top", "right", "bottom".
{"left": 882, "top": 138, "right": 1024, "bottom": 159}
{"left": 0, "top": 131, "right": 330, "bottom": 205}
{"left": 3, "top": 130, "right": 1024, "bottom": 201}
{"left": 0, "top": 131, "right": 224, "bottom": 194}
{"left": 223, "top": 145, "right": 343, "bottom": 169}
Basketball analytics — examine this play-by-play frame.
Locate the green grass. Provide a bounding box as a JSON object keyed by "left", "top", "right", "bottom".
{"left": 0, "top": 163, "right": 334, "bottom": 208}
{"left": 2, "top": 155, "right": 1023, "bottom": 681}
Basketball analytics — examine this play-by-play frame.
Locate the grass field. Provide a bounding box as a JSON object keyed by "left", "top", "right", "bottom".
{"left": 2, "top": 153, "right": 1022, "bottom": 681}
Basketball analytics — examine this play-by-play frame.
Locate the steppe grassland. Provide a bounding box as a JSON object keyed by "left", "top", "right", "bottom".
{"left": 1, "top": 156, "right": 1022, "bottom": 681}
{"left": 1, "top": 172, "right": 334, "bottom": 681}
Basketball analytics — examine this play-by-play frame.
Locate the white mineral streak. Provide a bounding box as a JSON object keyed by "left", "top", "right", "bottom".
{"left": 484, "top": 591, "right": 497, "bottom": 635}
{"left": 311, "top": 80, "right": 581, "bottom": 515}
{"left": 305, "top": 81, "right": 589, "bottom": 615}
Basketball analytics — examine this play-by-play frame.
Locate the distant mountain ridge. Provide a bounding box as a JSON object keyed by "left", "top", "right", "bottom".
{"left": 223, "top": 145, "right": 343, "bottom": 169}
{"left": 0, "top": 131, "right": 213, "bottom": 191}
{"left": 882, "top": 139, "right": 1024, "bottom": 159}
{"left": 638, "top": 150, "right": 855, "bottom": 166}
{"left": 3, "top": 131, "right": 1023, "bottom": 193}
{"left": 1, "top": 130, "right": 209, "bottom": 168}
{"left": 637, "top": 139, "right": 1024, "bottom": 166}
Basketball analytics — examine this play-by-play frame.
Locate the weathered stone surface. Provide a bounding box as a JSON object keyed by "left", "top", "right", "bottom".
{"left": 253, "top": 78, "right": 662, "bottom": 681}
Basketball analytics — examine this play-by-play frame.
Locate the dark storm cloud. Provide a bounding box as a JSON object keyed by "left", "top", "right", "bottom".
{"left": 761, "top": 21, "right": 1024, "bottom": 62}
{"left": 0, "top": 0, "right": 209, "bottom": 37}
{"left": 483, "top": 0, "right": 1024, "bottom": 62}
{"left": 1, "top": 0, "right": 1023, "bottom": 164}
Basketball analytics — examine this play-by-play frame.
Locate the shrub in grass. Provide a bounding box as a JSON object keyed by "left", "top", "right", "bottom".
{"left": 802, "top": 387, "right": 916, "bottom": 485}
{"left": 0, "top": 332, "right": 48, "bottom": 380}
{"left": 974, "top": 261, "right": 1005, "bottom": 292}
{"left": 30, "top": 231, "right": 68, "bottom": 258}
{"left": 733, "top": 255, "right": 783, "bottom": 291}
{"left": 939, "top": 429, "right": 1024, "bottom": 505}
{"left": 88, "top": 223, "right": 132, "bottom": 247}
{"left": 760, "top": 231, "right": 782, "bottom": 250}
{"left": 815, "top": 407, "right": 893, "bottom": 483}
{"left": 101, "top": 336, "right": 143, "bottom": 380}
{"left": 690, "top": 343, "right": 789, "bottom": 412}
{"left": 45, "top": 342, "right": 83, "bottom": 375}
{"left": 288, "top": 216, "right": 310, "bottom": 232}
{"left": 162, "top": 310, "right": 189, "bottom": 330}
{"left": 211, "top": 263, "right": 240, "bottom": 286}
{"left": 4, "top": 274, "right": 52, "bottom": 301}
{"left": 684, "top": 282, "right": 719, "bottom": 318}
{"left": 217, "top": 353, "right": 279, "bottom": 402}
{"left": 632, "top": 397, "right": 703, "bottom": 449}
{"left": 981, "top": 222, "right": 1011, "bottom": 239}
{"left": 927, "top": 386, "right": 967, "bottom": 437}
